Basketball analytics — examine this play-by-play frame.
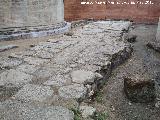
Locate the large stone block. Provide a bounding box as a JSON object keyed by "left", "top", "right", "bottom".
{"left": 124, "top": 77, "right": 156, "bottom": 103}
{"left": 71, "top": 70, "right": 102, "bottom": 84}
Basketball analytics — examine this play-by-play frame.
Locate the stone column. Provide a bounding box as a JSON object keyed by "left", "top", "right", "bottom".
{"left": 156, "top": 17, "right": 160, "bottom": 41}
{"left": 0, "top": 0, "right": 70, "bottom": 40}
{"left": 0, "top": 0, "right": 64, "bottom": 28}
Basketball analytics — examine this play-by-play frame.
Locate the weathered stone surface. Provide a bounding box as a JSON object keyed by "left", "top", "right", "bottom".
{"left": 50, "top": 96, "right": 79, "bottom": 109}
{"left": 0, "top": 69, "right": 33, "bottom": 87}
{"left": 124, "top": 77, "right": 156, "bottom": 103}
{"left": 15, "top": 84, "right": 54, "bottom": 102}
{"left": 34, "top": 68, "right": 53, "bottom": 79}
{"left": 24, "top": 57, "right": 49, "bottom": 65}
{"left": 0, "top": 58, "right": 23, "bottom": 69}
{"left": 79, "top": 106, "right": 96, "bottom": 118}
{"left": 44, "top": 74, "right": 68, "bottom": 87}
{"left": 35, "top": 50, "right": 54, "bottom": 59}
{"left": 71, "top": 70, "right": 102, "bottom": 84}
{"left": 9, "top": 50, "right": 36, "bottom": 59}
{"left": 58, "top": 84, "right": 87, "bottom": 99}
{"left": 17, "top": 64, "right": 40, "bottom": 74}
{"left": 0, "top": 45, "right": 18, "bottom": 52}
{"left": 0, "top": 100, "right": 74, "bottom": 120}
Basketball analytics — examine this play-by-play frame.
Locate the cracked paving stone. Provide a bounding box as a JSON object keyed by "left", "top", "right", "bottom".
{"left": 24, "top": 57, "right": 49, "bottom": 65}
{"left": 0, "top": 69, "right": 33, "bottom": 87}
{"left": 16, "top": 64, "right": 40, "bottom": 74}
{"left": 34, "top": 68, "right": 53, "bottom": 79}
{"left": 71, "top": 70, "right": 103, "bottom": 84}
{"left": 14, "top": 84, "right": 54, "bottom": 102}
{"left": 58, "top": 84, "right": 87, "bottom": 99}
{"left": 0, "top": 58, "right": 23, "bottom": 69}
{"left": 0, "top": 100, "right": 74, "bottom": 120}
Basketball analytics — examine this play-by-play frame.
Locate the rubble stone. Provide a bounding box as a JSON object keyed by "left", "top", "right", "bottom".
{"left": 125, "top": 34, "right": 137, "bottom": 43}
{"left": 71, "top": 70, "right": 103, "bottom": 84}
{"left": 79, "top": 105, "right": 96, "bottom": 118}
{"left": 124, "top": 76, "right": 156, "bottom": 103}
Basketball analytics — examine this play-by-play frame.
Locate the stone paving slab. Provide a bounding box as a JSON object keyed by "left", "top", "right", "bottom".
{"left": 0, "top": 21, "right": 132, "bottom": 119}
{"left": 0, "top": 69, "right": 33, "bottom": 87}
{"left": 24, "top": 57, "right": 49, "bottom": 65}
{"left": 58, "top": 84, "right": 87, "bottom": 99}
{"left": 16, "top": 64, "right": 40, "bottom": 74}
{"left": 14, "top": 84, "right": 54, "bottom": 102}
{"left": 0, "top": 100, "right": 74, "bottom": 120}
{"left": 44, "top": 74, "right": 69, "bottom": 87}
{"left": 0, "top": 58, "right": 23, "bottom": 69}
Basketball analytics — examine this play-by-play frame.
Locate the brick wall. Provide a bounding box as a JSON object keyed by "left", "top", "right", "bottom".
{"left": 64, "top": 0, "right": 160, "bottom": 23}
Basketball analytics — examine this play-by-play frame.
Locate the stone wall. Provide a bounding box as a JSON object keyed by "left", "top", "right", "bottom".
{"left": 0, "top": 0, "right": 64, "bottom": 29}
{"left": 64, "top": 0, "right": 160, "bottom": 23}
